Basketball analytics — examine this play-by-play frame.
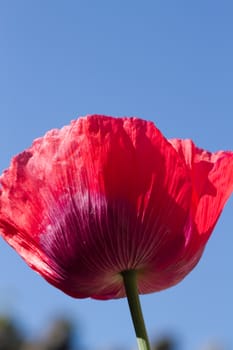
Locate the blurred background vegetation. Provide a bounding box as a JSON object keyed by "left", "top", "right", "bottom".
{"left": 0, "top": 314, "right": 224, "bottom": 350}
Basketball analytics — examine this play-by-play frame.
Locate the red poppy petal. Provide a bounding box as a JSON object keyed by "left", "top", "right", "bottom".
{"left": 0, "top": 116, "right": 231, "bottom": 299}
{"left": 170, "top": 139, "right": 233, "bottom": 240}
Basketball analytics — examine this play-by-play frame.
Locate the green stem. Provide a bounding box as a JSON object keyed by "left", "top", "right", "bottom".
{"left": 121, "top": 270, "right": 151, "bottom": 350}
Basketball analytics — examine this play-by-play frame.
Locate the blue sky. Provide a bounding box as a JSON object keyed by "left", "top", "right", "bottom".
{"left": 0, "top": 1, "right": 232, "bottom": 349}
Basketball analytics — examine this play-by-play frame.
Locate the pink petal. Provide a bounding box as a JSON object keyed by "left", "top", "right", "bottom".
{"left": 0, "top": 116, "right": 232, "bottom": 299}
{"left": 170, "top": 139, "right": 233, "bottom": 240}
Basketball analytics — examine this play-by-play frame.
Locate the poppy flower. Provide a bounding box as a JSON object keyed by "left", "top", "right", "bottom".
{"left": 0, "top": 115, "right": 232, "bottom": 300}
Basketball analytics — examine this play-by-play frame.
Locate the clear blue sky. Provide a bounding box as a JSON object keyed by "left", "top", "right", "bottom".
{"left": 0, "top": 1, "right": 232, "bottom": 349}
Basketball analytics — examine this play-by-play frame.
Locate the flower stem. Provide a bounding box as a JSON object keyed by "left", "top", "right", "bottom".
{"left": 121, "top": 270, "right": 151, "bottom": 350}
